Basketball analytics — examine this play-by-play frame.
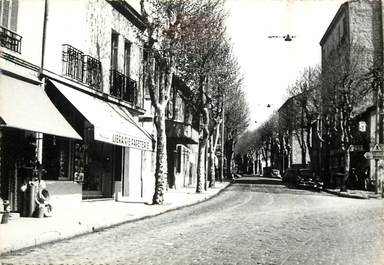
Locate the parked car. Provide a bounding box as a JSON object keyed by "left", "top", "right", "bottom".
{"left": 263, "top": 167, "right": 281, "bottom": 178}
{"left": 272, "top": 169, "right": 282, "bottom": 179}
{"left": 297, "top": 169, "right": 323, "bottom": 190}
{"left": 282, "top": 164, "right": 306, "bottom": 184}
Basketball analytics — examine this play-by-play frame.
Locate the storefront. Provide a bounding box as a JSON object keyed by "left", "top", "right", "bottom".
{"left": 46, "top": 79, "right": 155, "bottom": 201}
{"left": 0, "top": 74, "right": 82, "bottom": 212}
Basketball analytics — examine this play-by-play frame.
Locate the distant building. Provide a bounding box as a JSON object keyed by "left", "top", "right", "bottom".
{"left": 278, "top": 94, "right": 311, "bottom": 174}
{"left": 319, "top": 0, "right": 382, "bottom": 189}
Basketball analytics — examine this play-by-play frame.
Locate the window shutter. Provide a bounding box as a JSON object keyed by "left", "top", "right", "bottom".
{"left": 2, "top": 0, "right": 10, "bottom": 28}
{"left": 10, "top": 0, "right": 18, "bottom": 31}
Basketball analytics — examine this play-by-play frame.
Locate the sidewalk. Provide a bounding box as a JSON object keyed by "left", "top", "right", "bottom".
{"left": 324, "top": 188, "right": 381, "bottom": 199}
{"left": 0, "top": 181, "right": 231, "bottom": 256}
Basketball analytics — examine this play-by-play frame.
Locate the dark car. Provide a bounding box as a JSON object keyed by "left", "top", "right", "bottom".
{"left": 283, "top": 164, "right": 306, "bottom": 184}
{"left": 297, "top": 169, "right": 323, "bottom": 190}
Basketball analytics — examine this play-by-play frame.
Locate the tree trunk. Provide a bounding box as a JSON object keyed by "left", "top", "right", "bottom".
{"left": 341, "top": 149, "right": 350, "bottom": 192}
{"left": 197, "top": 138, "right": 207, "bottom": 193}
{"left": 306, "top": 125, "right": 313, "bottom": 167}
{"left": 197, "top": 108, "right": 209, "bottom": 193}
{"left": 225, "top": 138, "right": 234, "bottom": 179}
{"left": 152, "top": 108, "right": 168, "bottom": 204}
{"left": 209, "top": 135, "right": 216, "bottom": 187}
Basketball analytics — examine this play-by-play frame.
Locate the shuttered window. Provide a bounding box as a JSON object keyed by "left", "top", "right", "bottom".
{"left": 0, "top": 0, "right": 18, "bottom": 32}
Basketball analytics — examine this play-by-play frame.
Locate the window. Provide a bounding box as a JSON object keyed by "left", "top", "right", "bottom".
{"left": 124, "top": 41, "right": 131, "bottom": 77}
{"left": 83, "top": 55, "right": 102, "bottom": 91}
{"left": 142, "top": 49, "right": 150, "bottom": 97}
{"left": 42, "top": 135, "right": 73, "bottom": 181}
{"left": 175, "top": 92, "right": 185, "bottom": 122}
{"left": 0, "top": 0, "right": 18, "bottom": 31}
{"left": 166, "top": 87, "right": 174, "bottom": 119}
{"left": 111, "top": 32, "right": 119, "bottom": 70}
{"left": 0, "top": 0, "right": 21, "bottom": 53}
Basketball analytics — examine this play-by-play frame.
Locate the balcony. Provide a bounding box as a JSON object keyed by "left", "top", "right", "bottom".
{"left": 62, "top": 44, "right": 84, "bottom": 82}
{"left": 83, "top": 55, "right": 102, "bottom": 91}
{"left": 110, "top": 70, "right": 137, "bottom": 104}
{"left": 0, "top": 26, "right": 22, "bottom": 53}
{"left": 165, "top": 120, "right": 199, "bottom": 144}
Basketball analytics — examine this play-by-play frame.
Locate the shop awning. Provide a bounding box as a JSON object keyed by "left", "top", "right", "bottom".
{"left": 49, "top": 80, "right": 153, "bottom": 150}
{"left": 0, "top": 75, "right": 82, "bottom": 140}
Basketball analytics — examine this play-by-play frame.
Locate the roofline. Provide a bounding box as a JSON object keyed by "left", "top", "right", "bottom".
{"left": 319, "top": 1, "right": 349, "bottom": 46}
{"left": 278, "top": 93, "right": 303, "bottom": 113}
{"left": 107, "top": 1, "right": 146, "bottom": 31}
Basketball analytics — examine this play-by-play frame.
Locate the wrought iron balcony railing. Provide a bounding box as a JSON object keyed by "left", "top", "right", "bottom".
{"left": 62, "top": 44, "right": 84, "bottom": 82}
{"left": 110, "top": 70, "right": 137, "bottom": 104}
{"left": 0, "top": 26, "right": 22, "bottom": 53}
{"left": 83, "top": 55, "right": 102, "bottom": 91}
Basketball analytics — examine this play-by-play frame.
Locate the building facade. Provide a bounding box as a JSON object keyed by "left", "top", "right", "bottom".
{"left": 0, "top": 0, "right": 157, "bottom": 215}
{"left": 277, "top": 95, "right": 311, "bottom": 174}
{"left": 319, "top": 0, "right": 382, "bottom": 189}
{"left": 165, "top": 76, "right": 199, "bottom": 189}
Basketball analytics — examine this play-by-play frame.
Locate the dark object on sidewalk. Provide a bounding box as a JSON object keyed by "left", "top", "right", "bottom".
{"left": 35, "top": 205, "right": 45, "bottom": 218}
{"left": 1, "top": 212, "right": 9, "bottom": 224}
{"left": 1, "top": 200, "right": 10, "bottom": 224}
{"left": 24, "top": 182, "right": 37, "bottom": 217}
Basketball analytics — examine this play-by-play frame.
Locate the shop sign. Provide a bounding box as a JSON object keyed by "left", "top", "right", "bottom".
{"left": 348, "top": 145, "right": 365, "bottom": 152}
{"left": 358, "top": 121, "right": 367, "bottom": 132}
{"left": 94, "top": 127, "right": 151, "bottom": 150}
{"left": 365, "top": 144, "right": 384, "bottom": 160}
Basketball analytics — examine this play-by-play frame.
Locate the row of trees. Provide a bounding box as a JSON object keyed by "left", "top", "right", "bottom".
{"left": 237, "top": 42, "right": 382, "bottom": 191}
{"left": 140, "top": 0, "right": 249, "bottom": 204}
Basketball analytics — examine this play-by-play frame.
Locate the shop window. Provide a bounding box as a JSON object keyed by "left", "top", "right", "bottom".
{"left": 42, "top": 135, "right": 72, "bottom": 180}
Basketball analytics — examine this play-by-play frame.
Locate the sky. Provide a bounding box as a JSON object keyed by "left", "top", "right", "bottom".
{"left": 225, "top": 0, "right": 346, "bottom": 130}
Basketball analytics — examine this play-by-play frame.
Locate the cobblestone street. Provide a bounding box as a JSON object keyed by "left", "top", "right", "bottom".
{"left": 1, "top": 176, "right": 383, "bottom": 265}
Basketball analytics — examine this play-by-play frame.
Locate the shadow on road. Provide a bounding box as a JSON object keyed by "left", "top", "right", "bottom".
{"left": 228, "top": 176, "right": 330, "bottom": 196}
{"left": 233, "top": 177, "right": 282, "bottom": 185}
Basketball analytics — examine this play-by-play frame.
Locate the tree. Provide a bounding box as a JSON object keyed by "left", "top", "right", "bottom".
{"left": 206, "top": 43, "right": 244, "bottom": 187}
{"left": 174, "top": 0, "right": 229, "bottom": 192}
{"left": 224, "top": 80, "right": 250, "bottom": 178}
{"left": 140, "top": 0, "right": 200, "bottom": 204}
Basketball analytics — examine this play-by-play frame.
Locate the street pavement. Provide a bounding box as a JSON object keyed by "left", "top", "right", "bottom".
{"left": 1, "top": 176, "right": 383, "bottom": 265}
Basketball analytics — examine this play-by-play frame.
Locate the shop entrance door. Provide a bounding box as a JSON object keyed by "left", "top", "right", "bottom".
{"left": 122, "top": 148, "right": 143, "bottom": 199}
{"left": 83, "top": 142, "right": 113, "bottom": 199}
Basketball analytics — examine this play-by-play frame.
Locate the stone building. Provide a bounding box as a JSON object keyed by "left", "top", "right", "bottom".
{"left": 277, "top": 94, "right": 311, "bottom": 174}
{"left": 0, "top": 0, "right": 157, "bottom": 215}
{"left": 319, "top": 0, "right": 382, "bottom": 190}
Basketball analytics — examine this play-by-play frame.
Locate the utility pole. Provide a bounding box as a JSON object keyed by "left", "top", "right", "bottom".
{"left": 219, "top": 95, "right": 225, "bottom": 182}
{"left": 374, "top": 72, "right": 383, "bottom": 196}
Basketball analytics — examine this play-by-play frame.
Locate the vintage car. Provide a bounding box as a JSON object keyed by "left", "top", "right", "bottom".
{"left": 282, "top": 164, "right": 306, "bottom": 184}
{"left": 297, "top": 168, "right": 323, "bottom": 190}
